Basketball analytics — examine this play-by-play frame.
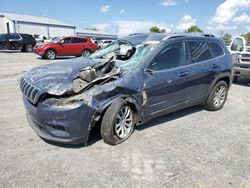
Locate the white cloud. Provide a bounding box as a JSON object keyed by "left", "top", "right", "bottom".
{"left": 120, "top": 9, "right": 126, "bottom": 14}
{"left": 115, "top": 20, "right": 171, "bottom": 37}
{"left": 209, "top": 0, "right": 250, "bottom": 30}
{"left": 233, "top": 12, "right": 250, "bottom": 23}
{"left": 92, "top": 23, "right": 110, "bottom": 33}
{"left": 160, "top": 0, "right": 177, "bottom": 7}
{"left": 176, "top": 15, "right": 197, "bottom": 30}
{"left": 100, "top": 5, "right": 110, "bottom": 13}
{"left": 207, "top": 25, "right": 237, "bottom": 31}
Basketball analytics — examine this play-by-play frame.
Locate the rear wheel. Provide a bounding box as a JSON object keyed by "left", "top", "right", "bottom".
{"left": 203, "top": 81, "right": 228, "bottom": 111}
{"left": 25, "top": 44, "right": 33, "bottom": 52}
{"left": 81, "top": 49, "right": 91, "bottom": 57}
{"left": 45, "top": 49, "right": 56, "bottom": 60}
{"left": 101, "top": 99, "right": 135, "bottom": 145}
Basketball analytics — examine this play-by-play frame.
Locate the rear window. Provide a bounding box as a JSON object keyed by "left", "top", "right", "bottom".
{"left": 209, "top": 42, "right": 224, "bottom": 57}
{"left": 187, "top": 41, "right": 213, "bottom": 64}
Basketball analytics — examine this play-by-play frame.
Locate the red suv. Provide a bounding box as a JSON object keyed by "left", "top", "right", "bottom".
{"left": 34, "top": 36, "right": 99, "bottom": 59}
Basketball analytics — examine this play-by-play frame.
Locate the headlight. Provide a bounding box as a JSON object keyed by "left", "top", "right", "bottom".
{"left": 43, "top": 97, "right": 87, "bottom": 108}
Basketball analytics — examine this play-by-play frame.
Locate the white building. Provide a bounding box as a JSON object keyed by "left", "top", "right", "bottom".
{"left": 0, "top": 13, "right": 76, "bottom": 38}
{"left": 76, "top": 29, "right": 117, "bottom": 40}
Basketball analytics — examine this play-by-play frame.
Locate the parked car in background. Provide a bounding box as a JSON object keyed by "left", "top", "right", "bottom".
{"left": 115, "top": 43, "right": 135, "bottom": 60}
{"left": 33, "top": 36, "right": 99, "bottom": 59}
{"left": 43, "top": 37, "right": 58, "bottom": 43}
{"left": 33, "top": 34, "right": 47, "bottom": 43}
{"left": 20, "top": 33, "right": 232, "bottom": 146}
{"left": 229, "top": 36, "right": 250, "bottom": 82}
{"left": 0, "top": 33, "right": 37, "bottom": 52}
{"left": 100, "top": 40, "right": 114, "bottom": 48}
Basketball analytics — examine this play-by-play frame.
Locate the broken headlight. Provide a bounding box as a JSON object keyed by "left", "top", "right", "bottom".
{"left": 43, "top": 96, "right": 89, "bottom": 108}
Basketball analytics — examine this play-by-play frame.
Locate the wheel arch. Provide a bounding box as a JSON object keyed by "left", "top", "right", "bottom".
{"left": 96, "top": 95, "right": 142, "bottom": 127}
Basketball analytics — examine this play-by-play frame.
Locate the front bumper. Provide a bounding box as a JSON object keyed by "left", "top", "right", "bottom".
{"left": 23, "top": 96, "right": 96, "bottom": 145}
{"left": 33, "top": 47, "right": 45, "bottom": 56}
{"left": 233, "top": 64, "right": 250, "bottom": 78}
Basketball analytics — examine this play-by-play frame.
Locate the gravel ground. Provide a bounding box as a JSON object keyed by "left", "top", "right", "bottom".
{"left": 0, "top": 51, "right": 250, "bottom": 188}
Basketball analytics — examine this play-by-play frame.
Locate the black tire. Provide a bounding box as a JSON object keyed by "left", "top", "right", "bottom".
{"left": 100, "top": 98, "right": 135, "bottom": 145}
{"left": 233, "top": 76, "right": 238, "bottom": 83}
{"left": 25, "top": 44, "right": 33, "bottom": 52}
{"left": 45, "top": 49, "right": 56, "bottom": 60}
{"left": 203, "top": 81, "right": 228, "bottom": 111}
{"left": 81, "top": 49, "right": 91, "bottom": 57}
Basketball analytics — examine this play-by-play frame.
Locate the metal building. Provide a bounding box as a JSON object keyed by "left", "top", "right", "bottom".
{"left": 76, "top": 29, "right": 117, "bottom": 40}
{"left": 0, "top": 13, "right": 76, "bottom": 38}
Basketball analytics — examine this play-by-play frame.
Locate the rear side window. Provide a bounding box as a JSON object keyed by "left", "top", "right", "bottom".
{"left": 209, "top": 42, "right": 224, "bottom": 57}
{"left": 72, "top": 38, "right": 87, "bottom": 43}
{"left": 187, "top": 41, "right": 213, "bottom": 64}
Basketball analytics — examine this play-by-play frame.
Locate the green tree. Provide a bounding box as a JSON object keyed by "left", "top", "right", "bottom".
{"left": 150, "top": 26, "right": 166, "bottom": 33}
{"left": 186, "top": 25, "right": 203, "bottom": 33}
{"left": 242, "top": 32, "right": 250, "bottom": 44}
{"left": 223, "top": 33, "right": 232, "bottom": 45}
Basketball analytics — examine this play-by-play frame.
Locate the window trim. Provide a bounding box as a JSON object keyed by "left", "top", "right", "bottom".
{"left": 145, "top": 41, "right": 187, "bottom": 73}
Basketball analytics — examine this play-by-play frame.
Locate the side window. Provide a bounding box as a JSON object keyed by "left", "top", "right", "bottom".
{"left": 187, "top": 41, "right": 213, "bottom": 64}
{"left": 209, "top": 42, "right": 224, "bottom": 57}
{"left": 72, "top": 38, "right": 87, "bottom": 43}
{"left": 231, "top": 38, "right": 244, "bottom": 51}
{"left": 148, "top": 42, "right": 185, "bottom": 71}
{"left": 9, "top": 34, "right": 21, "bottom": 40}
{"left": 63, "top": 37, "right": 72, "bottom": 44}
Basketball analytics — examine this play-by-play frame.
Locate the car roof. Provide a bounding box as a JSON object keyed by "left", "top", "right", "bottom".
{"left": 122, "top": 32, "right": 216, "bottom": 46}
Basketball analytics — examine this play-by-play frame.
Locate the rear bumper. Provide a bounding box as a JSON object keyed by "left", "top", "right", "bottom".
{"left": 23, "top": 96, "right": 96, "bottom": 145}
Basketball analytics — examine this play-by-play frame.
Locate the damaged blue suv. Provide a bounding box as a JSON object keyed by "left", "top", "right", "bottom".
{"left": 20, "top": 33, "right": 232, "bottom": 145}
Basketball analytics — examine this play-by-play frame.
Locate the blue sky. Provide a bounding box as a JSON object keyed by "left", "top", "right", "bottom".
{"left": 0, "top": 0, "right": 249, "bottom": 36}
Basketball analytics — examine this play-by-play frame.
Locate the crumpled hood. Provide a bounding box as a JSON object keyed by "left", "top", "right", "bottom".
{"left": 22, "top": 57, "right": 98, "bottom": 97}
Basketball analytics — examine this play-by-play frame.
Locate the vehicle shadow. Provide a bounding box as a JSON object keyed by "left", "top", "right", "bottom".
{"left": 43, "top": 105, "right": 203, "bottom": 148}
{"left": 136, "top": 105, "right": 203, "bottom": 131}
{"left": 233, "top": 78, "right": 250, "bottom": 87}
{"left": 0, "top": 50, "right": 22, "bottom": 53}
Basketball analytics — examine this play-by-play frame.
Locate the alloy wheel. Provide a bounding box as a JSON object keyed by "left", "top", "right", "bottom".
{"left": 114, "top": 106, "right": 133, "bottom": 139}
{"left": 213, "top": 85, "right": 226, "bottom": 107}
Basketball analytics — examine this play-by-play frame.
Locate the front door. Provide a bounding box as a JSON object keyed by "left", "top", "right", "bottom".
{"left": 143, "top": 41, "right": 191, "bottom": 115}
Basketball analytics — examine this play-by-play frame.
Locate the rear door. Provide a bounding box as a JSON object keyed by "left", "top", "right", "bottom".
{"left": 0, "top": 34, "right": 8, "bottom": 49}
{"left": 71, "top": 37, "right": 87, "bottom": 55}
{"left": 143, "top": 41, "right": 191, "bottom": 115}
{"left": 185, "top": 40, "right": 222, "bottom": 99}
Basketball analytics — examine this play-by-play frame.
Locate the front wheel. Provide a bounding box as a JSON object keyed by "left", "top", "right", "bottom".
{"left": 203, "top": 81, "right": 228, "bottom": 111}
{"left": 101, "top": 99, "right": 135, "bottom": 145}
{"left": 45, "top": 49, "right": 56, "bottom": 60}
